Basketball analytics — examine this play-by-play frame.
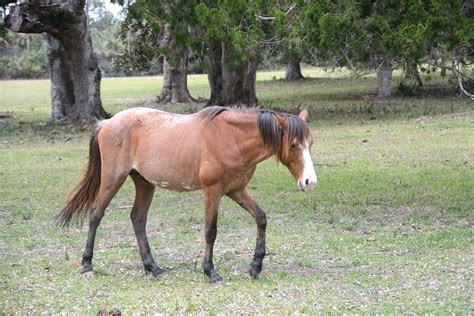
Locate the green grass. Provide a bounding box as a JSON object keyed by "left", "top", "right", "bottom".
{"left": 0, "top": 69, "right": 473, "bottom": 313}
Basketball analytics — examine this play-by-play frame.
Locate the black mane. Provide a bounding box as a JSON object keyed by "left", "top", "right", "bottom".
{"left": 199, "top": 106, "right": 309, "bottom": 156}
{"left": 198, "top": 106, "right": 228, "bottom": 121}
{"left": 257, "top": 110, "right": 310, "bottom": 156}
{"left": 257, "top": 110, "right": 284, "bottom": 152}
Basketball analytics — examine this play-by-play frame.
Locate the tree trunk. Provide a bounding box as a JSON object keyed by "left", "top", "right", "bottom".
{"left": 4, "top": 0, "right": 109, "bottom": 123}
{"left": 158, "top": 23, "right": 194, "bottom": 103}
{"left": 206, "top": 42, "right": 224, "bottom": 106}
{"left": 404, "top": 61, "right": 423, "bottom": 87}
{"left": 206, "top": 41, "right": 258, "bottom": 107}
{"left": 47, "top": 35, "right": 75, "bottom": 121}
{"left": 158, "top": 57, "right": 194, "bottom": 103}
{"left": 376, "top": 61, "right": 393, "bottom": 100}
{"left": 285, "top": 56, "right": 304, "bottom": 81}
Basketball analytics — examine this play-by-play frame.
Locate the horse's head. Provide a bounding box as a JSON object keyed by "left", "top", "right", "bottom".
{"left": 277, "top": 110, "right": 317, "bottom": 191}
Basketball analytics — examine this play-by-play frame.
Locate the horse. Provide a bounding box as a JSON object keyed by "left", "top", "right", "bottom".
{"left": 57, "top": 106, "right": 317, "bottom": 283}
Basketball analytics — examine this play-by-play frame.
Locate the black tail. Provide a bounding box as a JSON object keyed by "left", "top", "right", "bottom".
{"left": 56, "top": 126, "right": 102, "bottom": 227}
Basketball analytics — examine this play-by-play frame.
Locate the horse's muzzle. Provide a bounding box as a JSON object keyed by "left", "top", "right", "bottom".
{"left": 298, "top": 178, "right": 317, "bottom": 191}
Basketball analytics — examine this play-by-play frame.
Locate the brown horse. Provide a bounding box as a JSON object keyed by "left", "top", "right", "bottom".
{"left": 57, "top": 106, "right": 317, "bottom": 283}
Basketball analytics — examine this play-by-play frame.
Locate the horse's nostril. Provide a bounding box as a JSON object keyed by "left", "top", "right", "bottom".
{"left": 305, "top": 179, "right": 309, "bottom": 186}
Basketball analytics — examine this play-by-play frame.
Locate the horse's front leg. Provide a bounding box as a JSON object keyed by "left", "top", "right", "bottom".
{"left": 228, "top": 188, "right": 267, "bottom": 279}
{"left": 202, "top": 187, "right": 224, "bottom": 283}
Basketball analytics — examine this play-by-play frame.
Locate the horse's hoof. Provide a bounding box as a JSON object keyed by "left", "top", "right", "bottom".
{"left": 152, "top": 268, "right": 167, "bottom": 278}
{"left": 81, "top": 270, "right": 94, "bottom": 278}
{"left": 145, "top": 266, "right": 167, "bottom": 278}
{"left": 204, "top": 267, "right": 224, "bottom": 283}
{"left": 80, "top": 264, "right": 94, "bottom": 277}
{"left": 248, "top": 267, "right": 260, "bottom": 280}
{"left": 210, "top": 273, "right": 224, "bottom": 284}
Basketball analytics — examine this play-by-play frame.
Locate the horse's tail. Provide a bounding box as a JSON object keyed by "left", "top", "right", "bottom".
{"left": 56, "top": 126, "right": 102, "bottom": 227}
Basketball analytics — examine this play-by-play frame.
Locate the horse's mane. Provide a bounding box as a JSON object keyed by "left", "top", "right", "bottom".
{"left": 198, "top": 106, "right": 228, "bottom": 121}
{"left": 257, "top": 110, "right": 310, "bottom": 159}
{"left": 198, "top": 106, "right": 309, "bottom": 158}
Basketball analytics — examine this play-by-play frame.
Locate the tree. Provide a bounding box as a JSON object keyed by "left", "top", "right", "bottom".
{"left": 4, "top": 0, "right": 109, "bottom": 123}
{"left": 0, "top": 31, "right": 49, "bottom": 79}
{"left": 115, "top": 0, "right": 197, "bottom": 103}
{"left": 308, "top": 0, "right": 401, "bottom": 100}
{"left": 308, "top": 0, "right": 473, "bottom": 101}
{"left": 196, "top": 1, "right": 272, "bottom": 106}
{"left": 88, "top": 2, "right": 124, "bottom": 77}
{"left": 271, "top": 1, "right": 306, "bottom": 81}
{"left": 420, "top": 0, "right": 474, "bottom": 98}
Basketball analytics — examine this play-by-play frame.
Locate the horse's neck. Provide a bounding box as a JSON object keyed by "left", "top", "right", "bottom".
{"left": 230, "top": 113, "right": 278, "bottom": 166}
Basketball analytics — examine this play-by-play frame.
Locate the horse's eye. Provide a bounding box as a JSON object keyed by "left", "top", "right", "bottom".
{"left": 290, "top": 143, "right": 297, "bottom": 150}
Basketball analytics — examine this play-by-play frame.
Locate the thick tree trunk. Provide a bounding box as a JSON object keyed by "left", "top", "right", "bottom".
{"left": 5, "top": 0, "right": 109, "bottom": 123}
{"left": 206, "top": 42, "right": 224, "bottom": 106}
{"left": 158, "top": 23, "right": 194, "bottom": 104}
{"left": 47, "top": 35, "right": 75, "bottom": 121}
{"left": 206, "top": 41, "right": 258, "bottom": 107}
{"left": 376, "top": 61, "right": 393, "bottom": 100}
{"left": 158, "top": 57, "right": 194, "bottom": 103}
{"left": 285, "top": 56, "right": 304, "bottom": 81}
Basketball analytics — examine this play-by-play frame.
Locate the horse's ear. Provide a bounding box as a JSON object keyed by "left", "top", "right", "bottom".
{"left": 276, "top": 114, "right": 288, "bottom": 130}
{"left": 299, "top": 109, "right": 310, "bottom": 122}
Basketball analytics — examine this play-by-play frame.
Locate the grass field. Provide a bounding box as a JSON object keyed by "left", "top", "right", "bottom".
{"left": 0, "top": 69, "right": 473, "bottom": 313}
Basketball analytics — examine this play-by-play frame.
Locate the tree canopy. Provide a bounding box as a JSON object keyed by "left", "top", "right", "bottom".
{"left": 2, "top": 0, "right": 473, "bottom": 114}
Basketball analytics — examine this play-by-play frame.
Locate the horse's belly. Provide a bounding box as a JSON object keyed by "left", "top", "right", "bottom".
{"left": 149, "top": 177, "right": 202, "bottom": 192}
{"left": 130, "top": 115, "right": 204, "bottom": 192}
{"left": 134, "top": 158, "right": 202, "bottom": 192}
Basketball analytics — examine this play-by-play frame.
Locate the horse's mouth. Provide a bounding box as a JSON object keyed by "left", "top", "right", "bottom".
{"left": 298, "top": 180, "right": 317, "bottom": 192}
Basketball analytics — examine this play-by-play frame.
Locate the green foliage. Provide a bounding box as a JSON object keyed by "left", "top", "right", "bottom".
{"left": 115, "top": 0, "right": 201, "bottom": 73}
{"left": 0, "top": 33, "right": 49, "bottom": 79}
{"left": 267, "top": 0, "right": 309, "bottom": 64}
{"left": 116, "top": 0, "right": 276, "bottom": 76}
{"left": 309, "top": 0, "right": 473, "bottom": 74}
{"left": 89, "top": 11, "right": 126, "bottom": 77}
{"left": 196, "top": 0, "right": 270, "bottom": 61}
{"left": 114, "top": 15, "right": 159, "bottom": 75}
{"left": 3, "top": 0, "right": 472, "bottom": 87}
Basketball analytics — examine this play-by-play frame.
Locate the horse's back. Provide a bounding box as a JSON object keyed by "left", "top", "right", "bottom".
{"left": 97, "top": 107, "right": 206, "bottom": 191}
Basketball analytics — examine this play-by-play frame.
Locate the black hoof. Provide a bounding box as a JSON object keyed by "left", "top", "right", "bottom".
{"left": 146, "top": 267, "right": 167, "bottom": 278}
{"left": 80, "top": 263, "right": 92, "bottom": 272}
{"left": 249, "top": 268, "right": 260, "bottom": 280}
{"left": 210, "top": 273, "right": 224, "bottom": 284}
{"left": 205, "top": 270, "right": 224, "bottom": 283}
{"left": 152, "top": 268, "right": 167, "bottom": 278}
{"left": 249, "top": 262, "right": 262, "bottom": 279}
{"left": 80, "top": 265, "right": 94, "bottom": 277}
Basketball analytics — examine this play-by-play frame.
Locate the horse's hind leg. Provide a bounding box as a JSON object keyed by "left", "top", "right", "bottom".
{"left": 228, "top": 188, "right": 267, "bottom": 279}
{"left": 81, "top": 172, "right": 128, "bottom": 276}
{"left": 130, "top": 171, "right": 165, "bottom": 277}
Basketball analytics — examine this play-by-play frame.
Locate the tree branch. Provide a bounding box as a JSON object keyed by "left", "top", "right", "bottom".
{"left": 454, "top": 59, "right": 474, "bottom": 100}
{"left": 424, "top": 54, "right": 474, "bottom": 100}
{"left": 257, "top": 2, "right": 296, "bottom": 21}
{"left": 4, "top": 1, "right": 76, "bottom": 35}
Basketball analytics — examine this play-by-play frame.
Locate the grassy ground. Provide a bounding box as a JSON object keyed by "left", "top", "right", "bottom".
{"left": 0, "top": 69, "right": 473, "bottom": 313}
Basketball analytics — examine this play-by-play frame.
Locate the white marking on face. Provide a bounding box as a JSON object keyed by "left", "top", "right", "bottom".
{"left": 298, "top": 147, "right": 317, "bottom": 191}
